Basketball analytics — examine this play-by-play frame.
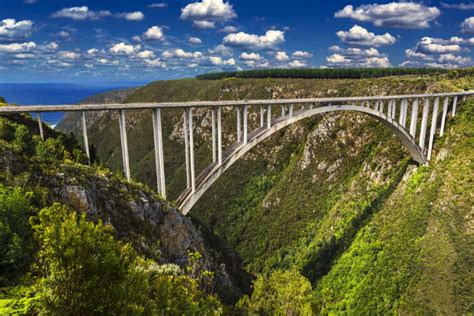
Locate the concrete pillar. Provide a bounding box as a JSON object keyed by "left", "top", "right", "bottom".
{"left": 399, "top": 100, "right": 405, "bottom": 125}
{"left": 260, "top": 106, "right": 265, "bottom": 127}
{"left": 427, "top": 97, "right": 439, "bottom": 161}
{"left": 37, "top": 113, "right": 44, "bottom": 140}
{"left": 81, "top": 111, "right": 90, "bottom": 164}
{"left": 379, "top": 100, "right": 385, "bottom": 115}
{"left": 152, "top": 108, "right": 166, "bottom": 198}
{"left": 409, "top": 99, "right": 419, "bottom": 138}
{"left": 419, "top": 98, "right": 430, "bottom": 151}
{"left": 310, "top": 103, "right": 314, "bottom": 110}
{"left": 188, "top": 108, "right": 195, "bottom": 192}
{"left": 439, "top": 97, "right": 449, "bottom": 137}
{"left": 390, "top": 100, "right": 397, "bottom": 119}
{"left": 243, "top": 105, "right": 248, "bottom": 144}
{"left": 402, "top": 99, "right": 408, "bottom": 127}
{"left": 281, "top": 105, "right": 285, "bottom": 117}
{"left": 289, "top": 104, "right": 294, "bottom": 117}
{"left": 236, "top": 107, "right": 241, "bottom": 142}
{"left": 118, "top": 109, "right": 131, "bottom": 180}
{"left": 217, "top": 106, "right": 222, "bottom": 165}
{"left": 452, "top": 96, "right": 458, "bottom": 116}
{"left": 211, "top": 107, "right": 216, "bottom": 162}
{"left": 183, "top": 109, "right": 190, "bottom": 188}
{"left": 267, "top": 105, "right": 272, "bottom": 128}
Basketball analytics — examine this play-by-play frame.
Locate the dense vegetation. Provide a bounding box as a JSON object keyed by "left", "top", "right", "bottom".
{"left": 197, "top": 68, "right": 448, "bottom": 80}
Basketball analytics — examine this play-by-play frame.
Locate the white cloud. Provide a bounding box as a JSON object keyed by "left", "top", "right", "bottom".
{"left": 162, "top": 49, "right": 203, "bottom": 59}
{"left": 0, "top": 19, "right": 33, "bottom": 40}
{"left": 57, "top": 50, "right": 80, "bottom": 60}
{"left": 181, "top": 0, "right": 237, "bottom": 22}
{"left": 193, "top": 20, "right": 216, "bottom": 29}
{"left": 46, "top": 42, "right": 59, "bottom": 52}
{"left": 23, "top": 0, "right": 38, "bottom": 4}
{"left": 142, "top": 26, "right": 165, "bottom": 41}
{"left": 52, "top": 6, "right": 112, "bottom": 20}
{"left": 405, "top": 48, "right": 434, "bottom": 61}
{"left": 415, "top": 37, "right": 462, "bottom": 54}
{"left": 240, "top": 52, "right": 261, "bottom": 60}
{"left": 223, "top": 30, "right": 285, "bottom": 49}
{"left": 335, "top": 3, "right": 440, "bottom": 29}
{"left": 209, "top": 44, "right": 233, "bottom": 56}
{"left": 144, "top": 58, "right": 165, "bottom": 67}
{"left": 441, "top": 2, "right": 474, "bottom": 10}
{"left": 326, "top": 46, "right": 391, "bottom": 68}
{"left": 220, "top": 26, "right": 238, "bottom": 33}
{"left": 438, "top": 53, "right": 472, "bottom": 65}
{"left": 275, "top": 51, "right": 289, "bottom": 61}
{"left": 58, "top": 31, "right": 70, "bottom": 38}
{"left": 148, "top": 3, "right": 168, "bottom": 8}
{"left": 188, "top": 37, "right": 202, "bottom": 44}
{"left": 14, "top": 53, "right": 34, "bottom": 59}
{"left": 209, "top": 56, "right": 235, "bottom": 65}
{"left": 0, "top": 41, "right": 36, "bottom": 53}
{"left": 292, "top": 51, "right": 313, "bottom": 58}
{"left": 110, "top": 42, "right": 141, "bottom": 55}
{"left": 336, "top": 25, "right": 396, "bottom": 47}
{"left": 288, "top": 60, "right": 306, "bottom": 68}
{"left": 462, "top": 17, "right": 474, "bottom": 33}
{"left": 117, "top": 11, "right": 144, "bottom": 21}
{"left": 136, "top": 50, "right": 155, "bottom": 59}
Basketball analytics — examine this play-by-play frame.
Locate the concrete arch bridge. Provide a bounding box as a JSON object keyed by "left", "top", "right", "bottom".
{"left": 1, "top": 91, "right": 472, "bottom": 214}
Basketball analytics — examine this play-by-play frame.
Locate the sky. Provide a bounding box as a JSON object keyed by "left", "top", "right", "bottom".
{"left": 0, "top": 0, "right": 473, "bottom": 83}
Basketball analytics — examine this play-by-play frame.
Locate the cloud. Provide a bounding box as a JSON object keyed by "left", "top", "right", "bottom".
{"left": 326, "top": 46, "right": 391, "bottom": 68}
{"left": 292, "top": 51, "right": 313, "bottom": 58}
{"left": 52, "top": 6, "right": 112, "bottom": 20}
{"left": 462, "top": 17, "right": 474, "bottom": 33}
{"left": 336, "top": 25, "right": 396, "bottom": 47}
{"left": 275, "top": 51, "right": 289, "bottom": 61}
{"left": 240, "top": 52, "right": 261, "bottom": 60}
{"left": 193, "top": 20, "right": 216, "bottom": 29}
{"left": 148, "top": 3, "right": 168, "bottom": 8}
{"left": 220, "top": 26, "right": 238, "bottom": 33}
{"left": 440, "top": 2, "right": 474, "bottom": 10}
{"left": 0, "top": 41, "right": 36, "bottom": 53}
{"left": 223, "top": 30, "right": 285, "bottom": 49}
{"left": 136, "top": 50, "right": 155, "bottom": 59}
{"left": 109, "top": 42, "right": 141, "bottom": 55}
{"left": 142, "top": 26, "right": 165, "bottom": 41}
{"left": 181, "top": 0, "right": 237, "bottom": 22}
{"left": 288, "top": 60, "right": 306, "bottom": 68}
{"left": 162, "top": 49, "right": 203, "bottom": 59}
{"left": 144, "top": 58, "right": 165, "bottom": 67}
{"left": 87, "top": 48, "right": 99, "bottom": 55}
{"left": 209, "top": 56, "right": 235, "bottom": 65}
{"left": 57, "top": 50, "right": 80, "bottom": 60}
{"left": 46, "top": 42, "right": 59, "bottom": 52}
{"left": 0, "top": 19, "right": 33, "bottom": 40}
{"left": 438, "top": 53, "right": 472, "bottom": 65}
{"left": 335, "top": 3, "right": 440, "bottom": 29}
{"left": 23, "top": 0, "right": 38, "bottom": 4}
{"left": 188, "top": 37, "right": 202, "bottom": 44}
{"left": 414, "top": 37, "right": 462, "bottom": 54}
{"left": 116, "top": 11, "right": 144, "bottom": 21}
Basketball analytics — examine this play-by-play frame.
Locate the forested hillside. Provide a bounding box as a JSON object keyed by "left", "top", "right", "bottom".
{"left": 50, "top": 70, "right": 474, "bottom": 313}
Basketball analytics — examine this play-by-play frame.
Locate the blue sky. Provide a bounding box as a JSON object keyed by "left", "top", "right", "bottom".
{"left": 1, "top": 0, "right": 473, "bottom": 82}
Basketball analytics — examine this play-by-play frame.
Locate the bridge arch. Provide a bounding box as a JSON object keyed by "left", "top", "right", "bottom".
{"left": 177, "top": 104, "right": 426, "bottom": 214}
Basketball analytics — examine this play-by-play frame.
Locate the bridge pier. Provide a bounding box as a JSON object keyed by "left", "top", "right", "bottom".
{"left": 409, "top": 99, "right": 419, "bottom": 138}
{"left": 211, "top": 107, "right": 217, "bottom": 162}
{"left": 281, "top": 105, "right": 285, "bottom": 117}
{"left": 152, "top": 108, "right": 166, "bottom": 198}
{"left": 217, "top": 106, "right": 223, "bottom": 165}
{"left": 118, "top": 109, "right": 131, "bottom": 180}
{"left": 419, "top": 98, "right": 430, "bottom": 151}
{"left": 260, "top": 106, "right": 265, "bottom": 127}
{"left": 81, "top": 111, "right": 90, "bottom": 164}
{"left": 289, "top": 104, "right": 294, "bottom": 117}
{"left": 439, "top": 97, "right": 449, "bottom": 137}
{"left": 188, "top": 108, "right": 195, "bottom": 192}
{"left": 452, "top": 96, "right": 458, "bottom": 116}
{"left": 267, "top": 105, "right": 272, "bottom": 128}
{"left": 36, "top": 112, "right": 44, "bottom": 140}
{"left": 237, "top": 107, "right": 242, "bottom": 142}
{"left": 427, "top": 97, "right": 439, "bottom": 161}
{"left": 243, "top": 105, "right": 248, "bottom": 144}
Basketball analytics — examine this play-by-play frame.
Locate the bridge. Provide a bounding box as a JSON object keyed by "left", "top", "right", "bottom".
{"left": 0, "top": 91, "right": 472, "bottom": 214}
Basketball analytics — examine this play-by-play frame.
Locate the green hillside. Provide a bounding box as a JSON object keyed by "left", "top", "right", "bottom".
{"left": 52, "top": 71, "right": 474, "bottom": 313}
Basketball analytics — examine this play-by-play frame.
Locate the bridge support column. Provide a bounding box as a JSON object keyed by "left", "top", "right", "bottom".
{"left": 439, "top": 97, "right": 449, "bottom": 137}
{"left": 118, "top": 109, "right": 131, "bottom": 180}
{"left": 452, "top": 96, "right": 458, "bottom": 117}
{"left": 217, "top": 106, "right": 222, "bottom": 165}
{"left": 188, "top": 108, "right": 195, "bottom": 192}
{"left": 409, "top": 99, "right": 419, "bottom": 138}
{"left": 267, "top": 105, "right": 272, "bottom": 128}
{"left": 236, "top": 107, "right": 241, "bottom": 142}
{"left": 427, "top": 97, "right": 439, "bottom": 161}
{"left": 399, "top": 99, "right": 407, "bottom": 126}
{"left": 379, "top": 100, "right": 385, "bottom": 115}
{"left": 260, "top": 106, "right": 265, "bottom": 127}
{"left": 243, "top": 105, "right": 248, "bottom": 144}
{"left": 281, "top": 105, "right": 285, "bottom": 117}
{"left": 36, "top": 113, "right": 44, "bottom": 140}
{"left": 389, "top": 100, "right": 396, "bottom": 119}
{"left": 419, "top": 98, "right": 430, "bottom": 151}
{"left": 183, "top": 109, "right": 190, "bottom": 188}
{"left": 152, "top": 108, "right": 166, "bottom": 198}
{"left": 81, "top": 111, "right": 90, "bottom": 164}
{"left": 289, "top": 104, "right": 293, "bottom": 117}
{"left": 211, "top": 107, "right": 217, "bottom": 162}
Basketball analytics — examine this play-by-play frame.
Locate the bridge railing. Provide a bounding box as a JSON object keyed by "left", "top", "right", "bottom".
{"left": 0, "top": 91, "right": 472, "bottom": 205}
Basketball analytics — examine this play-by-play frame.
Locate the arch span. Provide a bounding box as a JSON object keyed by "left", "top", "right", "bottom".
{"left": 177, "top": 104, "right": 426, "bottom": 214}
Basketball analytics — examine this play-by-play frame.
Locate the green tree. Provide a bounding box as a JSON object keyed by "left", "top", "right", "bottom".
{"left": 237, "top": 270, "right": 313, "bottom": 315}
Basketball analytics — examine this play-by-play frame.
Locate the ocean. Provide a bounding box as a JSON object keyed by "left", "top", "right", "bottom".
{"left": 0, "top": 82, "right": 146, "bottom": 126}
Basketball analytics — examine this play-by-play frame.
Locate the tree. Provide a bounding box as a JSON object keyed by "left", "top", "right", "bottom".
{"left": 237, "top": 269, "right": 313, "bottom": 315}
